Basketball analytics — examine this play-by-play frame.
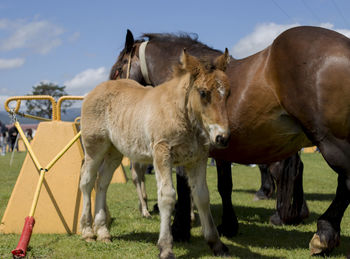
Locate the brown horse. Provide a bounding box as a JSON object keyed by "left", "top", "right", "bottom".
{"left": 79, "top": 50, "right": 231, "bottom": 258}
{"left": 111, "top": 26, "right": 350, "bottom": 255}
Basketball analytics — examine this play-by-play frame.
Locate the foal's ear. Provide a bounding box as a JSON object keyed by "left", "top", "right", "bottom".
{"left": 214, "top": 48, "right": 230, "bottom": 71}
{"left": 125, "top": 29, "right": 135, "bottom": 53}
{"left": 180, "top": 49, "right": 201, "bottom": 76}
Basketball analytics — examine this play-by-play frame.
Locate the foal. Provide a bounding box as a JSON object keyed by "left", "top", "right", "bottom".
{"left": 79, "top": 50, "right": 231, "bottom": 258}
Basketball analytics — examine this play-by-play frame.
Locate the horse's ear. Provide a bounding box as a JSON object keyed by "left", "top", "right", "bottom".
{"left": 180, "top": 49, "right": 201, "bottom": 76}
{"left": 214, "top": 48, "right": 230, "bottom": 71}
{"left": 125, "top": 29, "right": 134, "bottom": 53}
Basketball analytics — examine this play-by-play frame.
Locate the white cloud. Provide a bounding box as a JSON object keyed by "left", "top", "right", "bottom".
{"left": 0, "top": 19, "right": 64, "bottom": 55}
{"left": 231, "top": 22, "right": 350, "bottom": 59}
{"left": 64, "top": 67, "right": 108, "bottom": 94}
{"left": 0, "top": 58, "right": 25, "bottom": 69}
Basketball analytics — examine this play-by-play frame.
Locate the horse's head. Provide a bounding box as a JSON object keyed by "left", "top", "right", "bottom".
{"left": 179, "top": 49, "right": 231, "bottom": 148}
{"left": 110, "top": 29, "right": 145, "bottom": 82}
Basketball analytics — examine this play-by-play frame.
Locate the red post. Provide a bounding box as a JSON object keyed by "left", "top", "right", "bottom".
{"left": 11, "top": 216, "right": 35, "bottom": 258}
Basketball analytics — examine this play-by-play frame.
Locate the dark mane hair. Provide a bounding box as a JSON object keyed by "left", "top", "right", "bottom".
{"left": 141, "top": 33, "right": 222, "bottom": 57}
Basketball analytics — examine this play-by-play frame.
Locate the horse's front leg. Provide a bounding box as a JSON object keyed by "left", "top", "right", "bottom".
{"left": 186, "top": 159, "right": 229, "bottom": 256}
{"left": 153, "top": 143, "right": 176, "bottom": 259}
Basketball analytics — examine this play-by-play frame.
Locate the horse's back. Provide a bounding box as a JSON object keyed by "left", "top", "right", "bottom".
{"left": 268, "top": 26, "right": 350, "bottom": 142}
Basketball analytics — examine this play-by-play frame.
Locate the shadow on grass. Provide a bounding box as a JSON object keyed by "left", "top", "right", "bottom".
{"left": 113, "top": 217, "right": 350, "bottom": 258}
{"left": 210, "top": 204, "right": 322, "bottom": 226}
{"left": 233, "top": 188, "right": 336, "bottom": 202}
{"left": 113, "top": 231, "right": 280, "bottom": 259}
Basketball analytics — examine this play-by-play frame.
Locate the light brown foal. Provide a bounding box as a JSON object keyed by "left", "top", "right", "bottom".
{"left": 79, "top": 50, "right": 231, "bottom": 258}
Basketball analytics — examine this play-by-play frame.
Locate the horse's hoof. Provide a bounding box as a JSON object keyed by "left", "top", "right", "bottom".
{"left": 309, "top": 234, "right": 328, "bottom": 255}
{"left": 217, "top": 223, "right": 238, "bottom": 238}
{"left": 210, "top": 241, "right": 230, "bottom": 257}
{"left": 309, "top": 223, "right": 340, "bottom": 256}
{"left": 269, "top": 212, "right": 283, "bottom": 226}
{"left": 254, "top": 189, "right": 269, "bottom": 201}
{"left": 309, "top": 220, "right": 340, "bottom": 255}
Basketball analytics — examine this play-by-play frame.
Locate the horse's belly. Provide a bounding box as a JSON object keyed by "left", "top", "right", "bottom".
{"left": 212, "top": 112, "right": 312, "bottom": 164}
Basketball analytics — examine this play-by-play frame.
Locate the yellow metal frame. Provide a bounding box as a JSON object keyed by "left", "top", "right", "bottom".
{"left": 4, "top": 95, "right": 84, "bottom": 122}
{"left": 14, "top": 120, "right": 81, "bottom": 217}
{"left": 4, "top": 95, "right": 84, "bottom": 218}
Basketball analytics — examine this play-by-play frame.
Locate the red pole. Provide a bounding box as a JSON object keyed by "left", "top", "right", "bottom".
{"left": 11, "top": 216, "right": 35, "bottom": 257}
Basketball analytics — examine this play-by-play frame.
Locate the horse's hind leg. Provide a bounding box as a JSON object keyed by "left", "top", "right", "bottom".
{"left": 309, "top": 135, "right": 350, "bottom": 255}
{"left": 94, "top": 147, "right": 123, "bottom": 242}
{"left": 186, "top": 160, "right": 229, "bottom": 256}
{"left": 131, "top": 162, "right": 151, "bottom": 218}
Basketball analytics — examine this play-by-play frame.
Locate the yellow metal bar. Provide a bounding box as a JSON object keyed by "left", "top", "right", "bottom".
{"left": 5, "top": 96, "right": 57, "bottom": 121}
{"left": 29, "top": 169, "right": 46, "bottom": 217}
{"left": 14, "top": 121, "right": 42, "bottom": 171}
{"left": 45, "top": 131, "right": 82, "bottom": 171}
{"left": 16, "top": 112, "right": 52, "bottom": 122}
{"left": 56, "top": 96, "right": 83, "bottom": 121}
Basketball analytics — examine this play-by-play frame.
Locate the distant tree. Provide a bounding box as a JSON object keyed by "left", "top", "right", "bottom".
{"left": 25, "top": 82, "right": 73, "bottom": 119}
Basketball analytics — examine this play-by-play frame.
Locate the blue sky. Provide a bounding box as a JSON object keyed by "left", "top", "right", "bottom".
{"left": 1, "top": 0, "right": 350, "bottom": 111}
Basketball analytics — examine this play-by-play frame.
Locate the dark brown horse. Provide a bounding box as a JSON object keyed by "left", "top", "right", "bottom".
{"left": 110, "top": 26, "right": 350, "bottom": 255}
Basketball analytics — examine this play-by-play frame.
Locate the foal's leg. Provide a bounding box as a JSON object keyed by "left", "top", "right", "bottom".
{"left": 80, "top": 147, "right": 108, "bottom": 241}
{"left": 309, "top": 135, "right": 350, "bottom": 255}
{"left": 186, "top": 160, "right": 229, "bottom": 256}
{"left": 215, "top": 159, "right": 238, "bottom": 237}
{"left": 131, "top": 162, "right": 151, "bottom": 218}
{"left": 153, "top": 143, "right": 176, "bottom": 259}
{"left": 94, "top": 147, "right": 123, "bottom": 242}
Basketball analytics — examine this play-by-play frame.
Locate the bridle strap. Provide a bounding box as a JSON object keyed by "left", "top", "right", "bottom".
{"left": 126, "top": 53, "right": 132, "bottom": 79}
{"left": 139, "top": 41, "right": 152, "bottom": 85}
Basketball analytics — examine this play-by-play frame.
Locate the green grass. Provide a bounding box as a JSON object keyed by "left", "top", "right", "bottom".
{"left": 0, "top": 152, "right": 349, "bottom": 258}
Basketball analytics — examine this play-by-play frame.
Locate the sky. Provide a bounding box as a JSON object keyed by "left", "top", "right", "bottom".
{"left": 1, "top": 0, "right": 350, "bottom": 111}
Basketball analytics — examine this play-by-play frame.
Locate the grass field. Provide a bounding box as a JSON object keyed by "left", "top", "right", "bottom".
{"left": 0, "top": 152, "right": 349, "bottom": 258}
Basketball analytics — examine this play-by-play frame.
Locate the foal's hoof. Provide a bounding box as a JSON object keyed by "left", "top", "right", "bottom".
{"left": 98, "top": 237, "right": 112, "bottom": 243}
{"left": 84, "top": 237, "right": 96, "bottom": 243}
{"left": 159, "top": 249, "right": 175, "bottom": 259}
{"left": 142, "top": 210, "right": 152, "bottom": 218}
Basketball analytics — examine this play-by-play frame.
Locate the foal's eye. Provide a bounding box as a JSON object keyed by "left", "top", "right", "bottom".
{"left": 199, "top": 90, "right": 207, "bottom": 98}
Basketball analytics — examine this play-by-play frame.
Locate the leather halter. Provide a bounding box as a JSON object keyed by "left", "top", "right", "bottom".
{"left": 139, "top": 41, "right": 152, "bottom": 85}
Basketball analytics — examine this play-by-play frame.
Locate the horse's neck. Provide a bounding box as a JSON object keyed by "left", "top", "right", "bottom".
{"left": 147, "top": 42, "right": 221, "bottom": 85}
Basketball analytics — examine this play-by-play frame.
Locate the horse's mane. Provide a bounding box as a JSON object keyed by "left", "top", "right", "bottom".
{"left": 141, "top": 33, "right": 223, "bottom": 72}
{"left": 141, "top": 33, "right": 222, "bottom": 56}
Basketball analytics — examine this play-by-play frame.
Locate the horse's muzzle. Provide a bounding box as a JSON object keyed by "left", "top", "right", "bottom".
{"left": 214, "top": 133, "right": 230, "bottom": 148}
